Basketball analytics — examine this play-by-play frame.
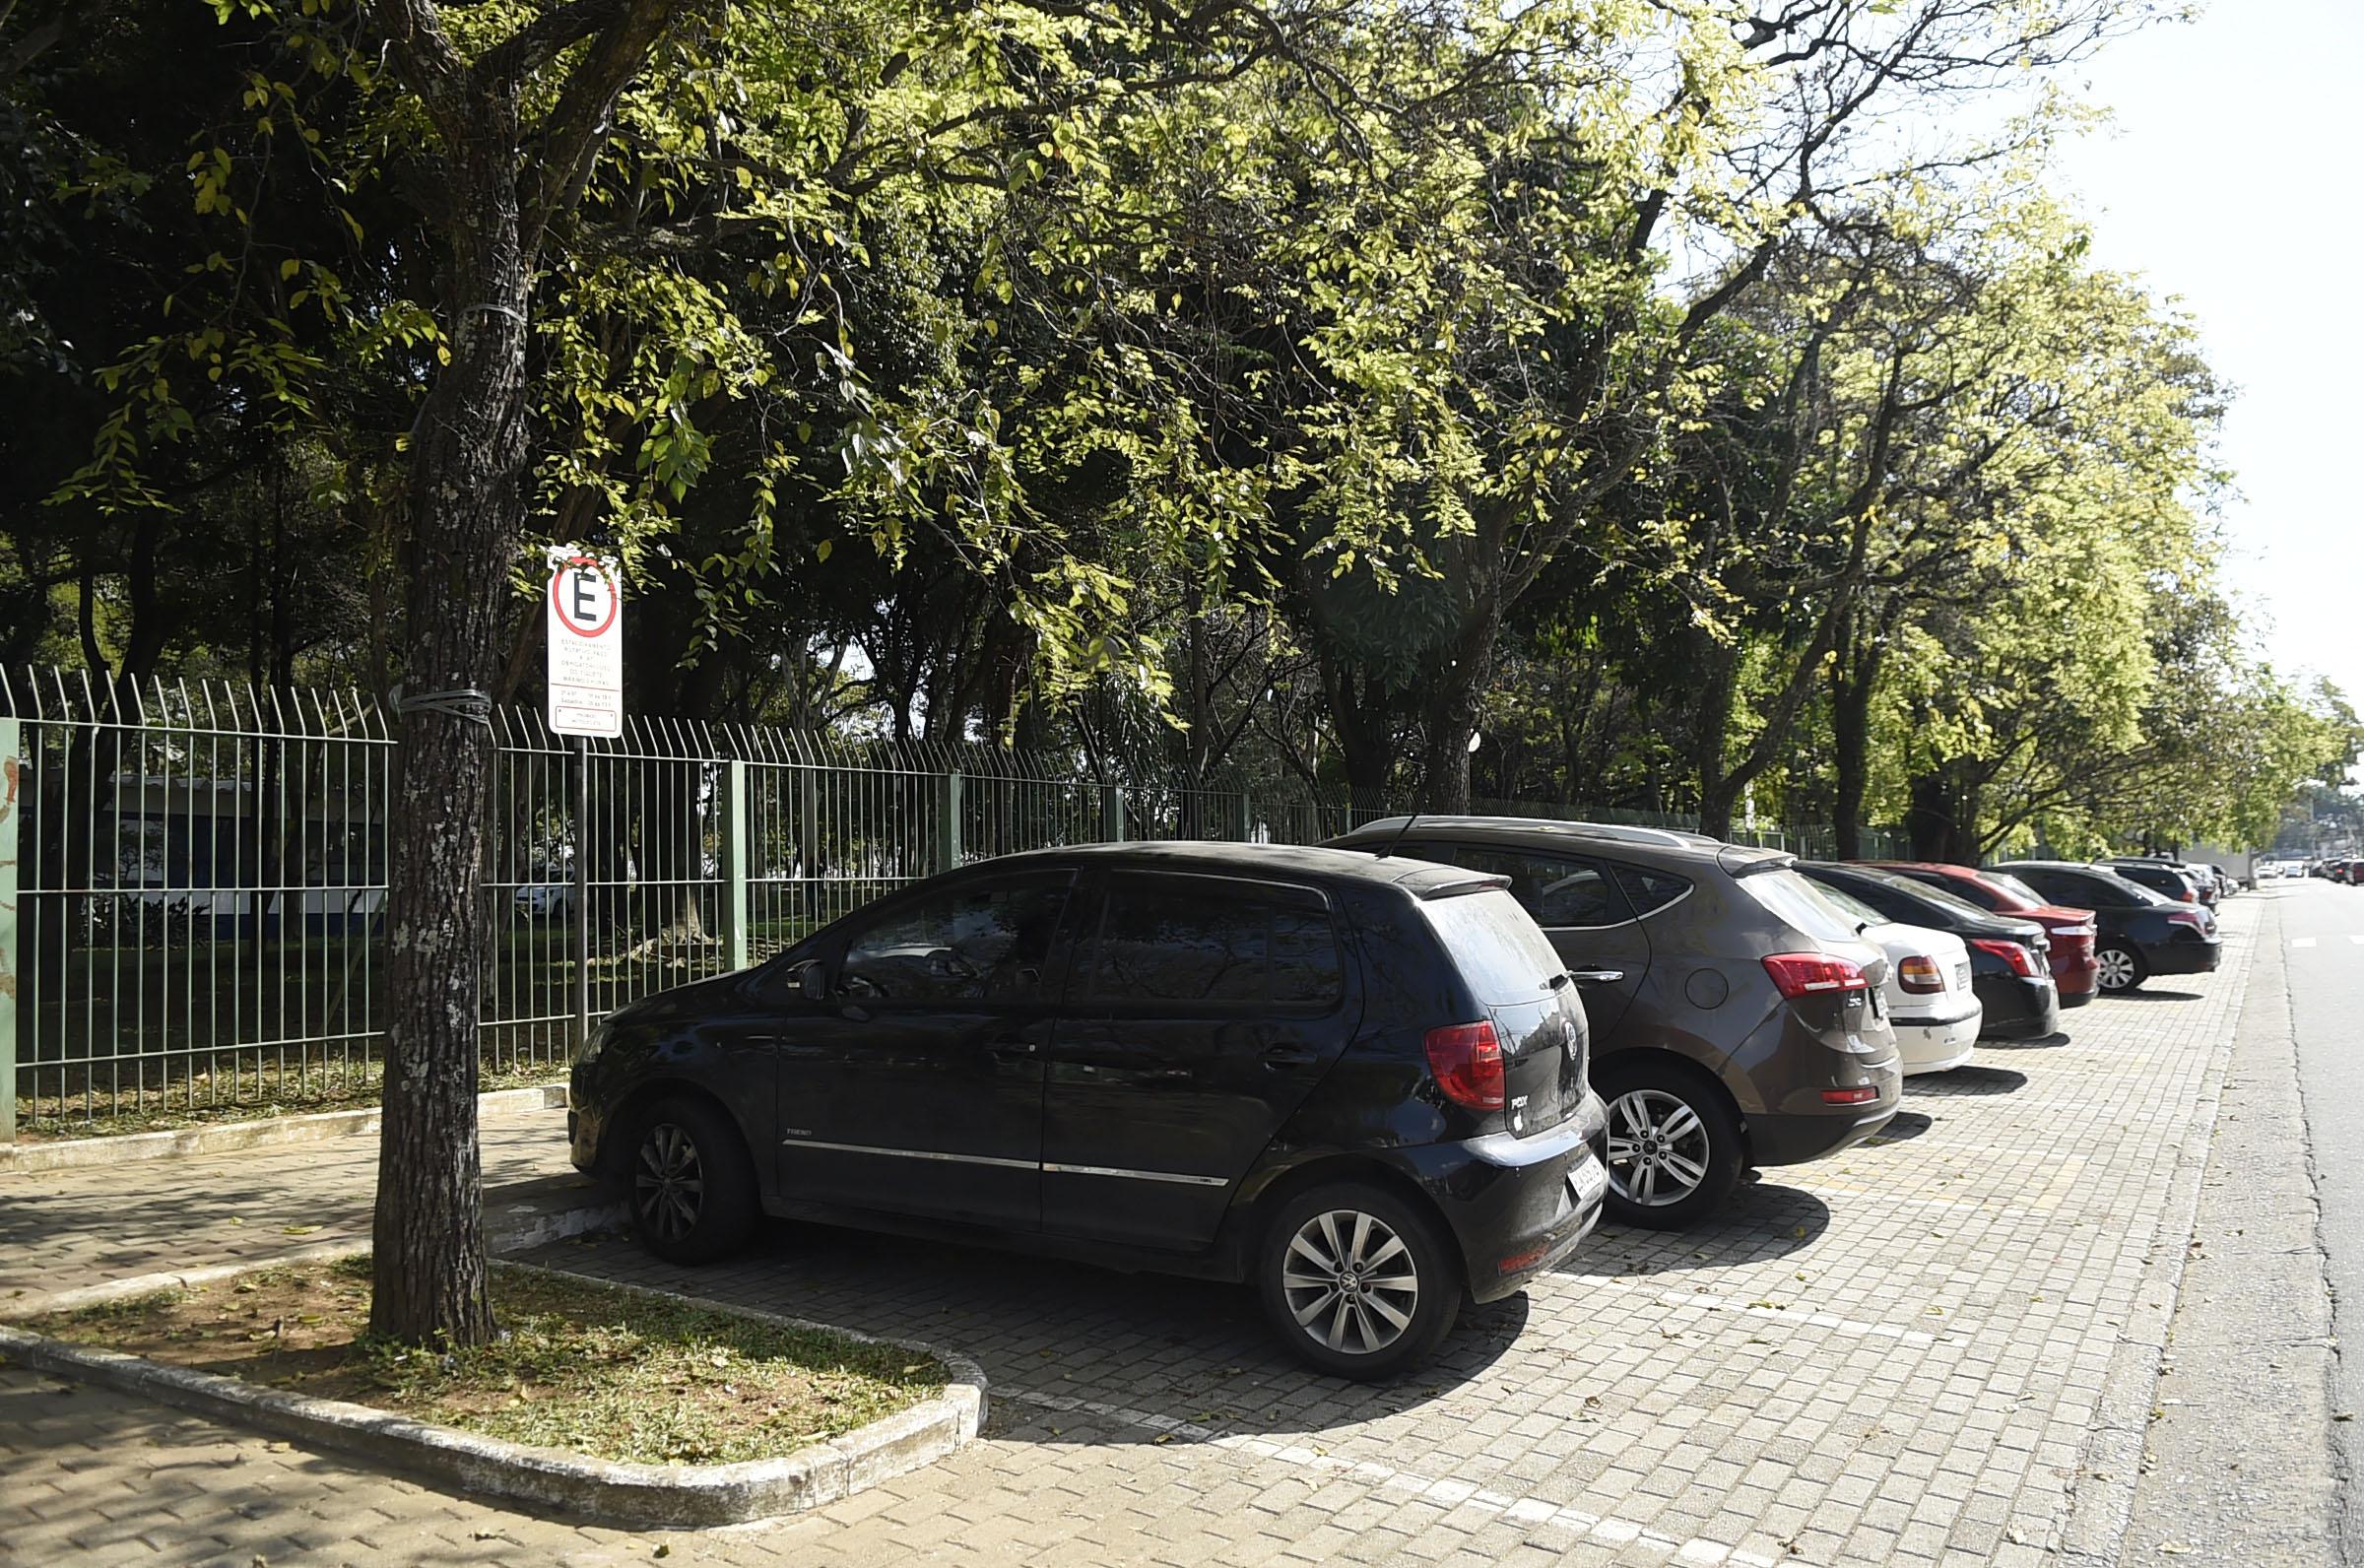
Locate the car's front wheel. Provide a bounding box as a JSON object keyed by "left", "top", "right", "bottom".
{"left": 1256, "top": 1182, "right": 1462, "bottom": 1380}
{"left": 2095, "top": 944, "right": 2147, "bottom": 994}
{"left": 1595, "top": 1060, "right": 1742, "bottom": 1230}
{"left": 627, "top": 1094, "right": 758, "bottom": 1265}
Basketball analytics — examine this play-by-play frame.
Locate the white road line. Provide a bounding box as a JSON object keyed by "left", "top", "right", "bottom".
{"left": 1584, "top": 1276, "right": 1965, "bottom": 1345}
{"left": 1002, "top": 1387, "right": 1790, "bottom": 1567}
{"left": 2293, "top": 938, "right": 2318, "bottom": 948}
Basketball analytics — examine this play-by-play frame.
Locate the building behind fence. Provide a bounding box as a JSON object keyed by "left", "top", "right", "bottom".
{"left": 0, "top": 668, "right": 1902, "bottom": 1138}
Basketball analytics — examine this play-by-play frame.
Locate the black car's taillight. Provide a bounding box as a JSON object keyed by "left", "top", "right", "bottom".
{"left": 1969, "top": 938, "right": 2039, "bottom": 977}
{"left": 1423, "top": 1020, "right": 1506, "bottom": 1111}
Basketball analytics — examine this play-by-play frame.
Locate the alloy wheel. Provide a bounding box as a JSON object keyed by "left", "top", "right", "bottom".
{"left": 2096, "top": 947, "right": 2138, "bottom": 991}
{"left": 1605, "top": 1088, "right": 1713, "bottom": 1208}
{"left": 1280, "top": 1209, "right": 1421, "bottom": 1356}
{"left": 634, "top": 1122, "right": 705, "bottom": 1242}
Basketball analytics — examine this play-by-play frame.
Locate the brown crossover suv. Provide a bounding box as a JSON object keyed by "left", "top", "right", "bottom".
{"left": 1329, "top": 818, "right": 1901, "bottom": 1228}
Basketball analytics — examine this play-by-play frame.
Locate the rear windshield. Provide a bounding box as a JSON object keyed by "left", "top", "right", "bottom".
{"left": 1419, "top": 888, "right": 1567, "bottom": 1003}
{"left": 1738, "top": 868, "right": 1866, "bottom": 945}
{"left": 1865, "top": 870, "right": 1988, "bottom": 919}
{"left": 1812, "top": 882, "right": 1887, "bottom": 929}
{"left": 1982, "top": 871, "right": 2045, "bottom": 905}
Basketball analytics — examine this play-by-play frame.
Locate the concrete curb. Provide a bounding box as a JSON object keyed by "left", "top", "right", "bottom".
{"left": 0, "top": 1177, "right": 625, "bottom": 1322}
{"left": 0, "top": 1083, "right": 570, "bottom": 1174}
{"left": 2054, "top": 896, "right": 2265, "bottom": 1567}
{"left": 0, "top": 1259, "right": 985, "bottom": 1528}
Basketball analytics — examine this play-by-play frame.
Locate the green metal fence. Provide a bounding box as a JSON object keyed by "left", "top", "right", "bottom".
{"left": 0, "top": 667, "right": 1898, "bottom": 1138}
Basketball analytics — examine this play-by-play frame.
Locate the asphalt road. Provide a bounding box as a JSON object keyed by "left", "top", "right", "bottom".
{"left": 2289, "top": 875, "right": 2364, "bottom": 1562}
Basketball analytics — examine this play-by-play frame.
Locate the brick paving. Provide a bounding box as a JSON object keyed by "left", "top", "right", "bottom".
{"left": 0, "top": 1114, "right": 584, "bottom": 1309}
{"left": 0, "top": 899, "right": 2264, "bottom": 1566}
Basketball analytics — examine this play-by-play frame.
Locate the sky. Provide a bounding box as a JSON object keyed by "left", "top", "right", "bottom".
{"left": 2051, "top": 0, "right": 2363, "bottom": 714}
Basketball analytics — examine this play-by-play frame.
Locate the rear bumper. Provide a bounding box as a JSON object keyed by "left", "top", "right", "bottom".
{"left": 2050, "top": 956, "right": 2099, "bottom": 1005}
{"left": 1893, "top": 1008, "right": 1981, "bottom": 1076}
{"left": 1404, "top": 1093, "right": 1609, "bottom": 1304}
{"left": 1746, "top": 1049, "right": 1903, "bottom": 1167}
{"left": 1975, "top": 974, "right": 2060, "bottom": 1039}
{"left": 2144, "top": 938, "right": 2223, "bottom": 977}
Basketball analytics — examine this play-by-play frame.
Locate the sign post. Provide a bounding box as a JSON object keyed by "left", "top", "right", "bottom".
{"left": 546, "top": 549, "right": 624, "bottom": 1059}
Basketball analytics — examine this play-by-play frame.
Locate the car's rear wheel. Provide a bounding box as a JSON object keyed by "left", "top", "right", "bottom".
{"left": 628, "top": 1094, "right": 758, "bottom": 1265}
{"left": 1595, "top": 1060, "right": 1742, "bottom": 1230}
{"left": 1256, "top": 1182, "right": 1462, "bottom": 1380}
{"left": 2095, "top": 944, "right": 2147, "bottom": 994}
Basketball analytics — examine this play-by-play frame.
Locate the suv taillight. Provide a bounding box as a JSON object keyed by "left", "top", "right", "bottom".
{"left": 1969, "top": 938, "right": 2039, "bottom": 977}
{"left": 1898, "top": 955, "right": 1944, "bottom": 994}
{"left": 1423, "top": 1021, "right": 1506, "bottom": 1111}
{"left": 1762, "top": 953, "right": 1869, "bottom": 999}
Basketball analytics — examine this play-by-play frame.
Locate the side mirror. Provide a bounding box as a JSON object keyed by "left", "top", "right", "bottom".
{"left": 798, "top": 961, "right": 828, "bottom": 1003}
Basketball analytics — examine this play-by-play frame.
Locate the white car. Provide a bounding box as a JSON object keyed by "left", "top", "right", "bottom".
{"left": 1811, "top": 883, "right": 1982, "bottom": 1076}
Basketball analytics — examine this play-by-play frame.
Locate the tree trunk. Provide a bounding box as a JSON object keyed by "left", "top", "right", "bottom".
{"left": 1830, "top": 619, "right": 1881, "bottom": 860}
{"left": 1690, "top": 635, "right": 1741, "bottom": 839}
{"left": 368, "top": 117, "right": 532, "bottom": 1349}
{"left": 1415, "top": 612, "right": 1501, "bottom": 814}
{"left": 1904, "top": 765, "right": 1981, "bottom": 865}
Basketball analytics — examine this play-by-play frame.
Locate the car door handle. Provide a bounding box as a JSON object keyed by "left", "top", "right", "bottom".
{"left": 1262, "top": 1044, "right": 1321, "bottom": 1069}
{"left": 1567, "top": 969, "right": 1625, "bottom": 984}
{"left": 988, "top": 1037, "right": 1040, "bottom": 1057}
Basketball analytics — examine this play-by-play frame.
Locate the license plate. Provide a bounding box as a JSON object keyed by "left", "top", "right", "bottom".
{"left": 1870, "top": 991, "right": 1886, "bottom": 1020}
{"left": 1569, "top": 1157, "right": 1608, "bottom": 1209}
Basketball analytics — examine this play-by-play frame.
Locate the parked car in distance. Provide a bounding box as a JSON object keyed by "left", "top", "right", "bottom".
{"left": 1796, "top": 877, "right": 1982, "bottom": 1076}
{"left": 1800, "top": 862, "right": 2063, "bottom": 1045}
{"left": 1987, "top": 862, "right": 2223, "bottom": 993}
{"left": 1323, "top": 818, "right": 1901, "bottom": 1230}
{"left": 2100, "top": 857, "right": 2213, "bottom": 908}
{"left": 570, "top": 842, "right": 1609, "bottom": 1379}
{"left": 1858, "top": 862, "right": 2098, "bottom": 1009}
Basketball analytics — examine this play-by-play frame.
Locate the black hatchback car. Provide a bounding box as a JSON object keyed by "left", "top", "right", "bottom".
{"left": 1988, "top": 861, "right": 2223, "bottom": 993}
{"left": 1796, "top": 863, "right": 2060, "bottom": 1040}
{"left": 569, "top": 842, "right": 1609, "bottom": 1378}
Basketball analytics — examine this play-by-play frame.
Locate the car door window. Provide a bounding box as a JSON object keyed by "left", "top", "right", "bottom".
{"left": 838, "top": 875, "right": 1073, "bottom": 1003}
{"left": 1078, "top": 876, "right": 1343, "bottom": 1008}
{"left": 1612, "top": 865, "right": 1692, "bottom": 919}
{"left": 1412, "top": 844, "right": 1631, "bottom": 929}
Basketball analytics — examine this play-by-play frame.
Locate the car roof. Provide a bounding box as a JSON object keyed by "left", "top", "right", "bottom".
{"left": 972, "top": 839, "right": 1506, "bottom": 899}
{"left": 1329, "top": 815, "right": 1785, "bottom": 873}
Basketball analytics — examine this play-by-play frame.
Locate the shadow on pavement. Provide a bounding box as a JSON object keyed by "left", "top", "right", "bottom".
{"left": 1555, "top": 1182, "right": 1830, "bottom": 1282}
{"left": 520, "top": 1220, "right": 1529, "bottom": 1446}
{"left": 1865, "top": 1110, "right": 1933, "bottom": 1143}
{"left": 1911, "top": 1065, "right": 2028, "bottom": 1096}
{"left": 2117, "top": 989, "right": 2204, "bottom": 1003}
{"left": 1978, "top": 1029, "right": 2072, "bottom": 1049}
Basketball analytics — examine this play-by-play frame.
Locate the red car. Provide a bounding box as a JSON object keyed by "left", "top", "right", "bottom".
{"left": 1861, "top": 862, "right": 2101, "bottom": 1008}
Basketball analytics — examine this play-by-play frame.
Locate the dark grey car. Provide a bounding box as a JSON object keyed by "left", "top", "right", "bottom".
{"left": 1327, "top": 818, "right": 1901, "bottom": 1228}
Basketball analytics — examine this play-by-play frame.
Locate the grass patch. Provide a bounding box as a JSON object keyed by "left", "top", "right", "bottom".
{"left": 16, "top": 1058, "right": 570, "bottom": 1142}
{"left": 31, "top": 1256, "right": 946, "bottom": 1466}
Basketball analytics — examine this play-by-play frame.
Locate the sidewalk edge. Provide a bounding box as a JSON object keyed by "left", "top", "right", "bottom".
{"left": 0, "top": 1084, "right": 568, "bottom": 1175}
{"left": 2053, "top": 901, "right": 2266, "bottom": 1566}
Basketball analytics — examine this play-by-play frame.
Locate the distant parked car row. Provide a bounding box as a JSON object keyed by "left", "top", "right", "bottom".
{"left": 566, "top": 817, "right": 2227, "bottom": 1378}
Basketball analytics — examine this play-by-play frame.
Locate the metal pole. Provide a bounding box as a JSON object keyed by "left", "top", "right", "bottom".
{"left": 721, "top": 757, "right": 749, "bottom": 971}
{"left": 0, "top": 719, "right": 19, "bottom": 1143}
{"left": 573, "top": 735, "right": 590, "bottom": 1056}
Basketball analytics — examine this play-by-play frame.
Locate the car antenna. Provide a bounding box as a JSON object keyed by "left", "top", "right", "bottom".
{"left": 1375, "top": 733, "right": 1478, "bottom": 859}
{"left": 1374, "top": 813, "right": 1421, "bottom": 860}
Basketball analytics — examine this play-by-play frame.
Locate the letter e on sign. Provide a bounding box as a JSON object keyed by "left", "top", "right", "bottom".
{"left": 546, "top": 547, "right": 623, "bottom": 738}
